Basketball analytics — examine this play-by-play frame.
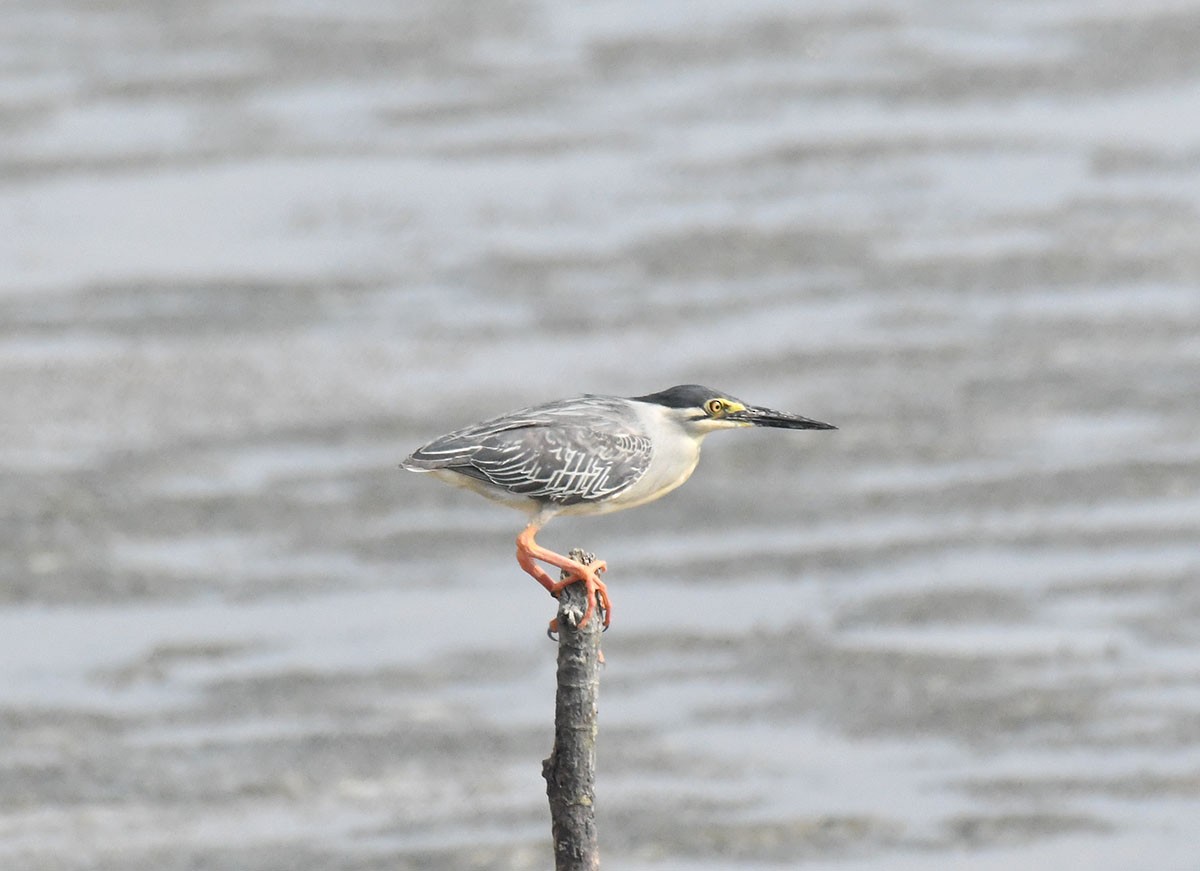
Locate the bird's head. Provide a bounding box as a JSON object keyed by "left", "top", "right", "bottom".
{"left": 632, "top": 384, "right": 836, "bottom": 437}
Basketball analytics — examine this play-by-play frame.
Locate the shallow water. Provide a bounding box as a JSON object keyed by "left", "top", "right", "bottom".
{"left": 3, "top": 2, "right": 1200, "bottom": 869}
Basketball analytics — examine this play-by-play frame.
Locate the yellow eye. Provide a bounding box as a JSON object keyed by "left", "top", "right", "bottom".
{"left": 705, "top": 399, "right": 725, "bottom": 416}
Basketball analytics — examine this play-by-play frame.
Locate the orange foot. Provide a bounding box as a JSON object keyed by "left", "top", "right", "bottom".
{"left": 549, "top": 560, "right": 610, "bottom": 630}
{"left": 517, "top": 525, "right": 613, "bottom": 630}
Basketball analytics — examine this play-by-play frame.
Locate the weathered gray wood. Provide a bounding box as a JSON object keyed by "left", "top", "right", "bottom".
{"left": 542, "top": 548, "right": 603, "bottom": 871}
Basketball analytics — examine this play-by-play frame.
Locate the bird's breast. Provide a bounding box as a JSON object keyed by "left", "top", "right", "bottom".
{"left": 590, "top": 427, "right": 702, "bottom": 514}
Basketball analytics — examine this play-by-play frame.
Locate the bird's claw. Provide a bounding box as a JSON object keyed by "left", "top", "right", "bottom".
{"left": 548, "top": 561, "right": 611, "bottom": 631}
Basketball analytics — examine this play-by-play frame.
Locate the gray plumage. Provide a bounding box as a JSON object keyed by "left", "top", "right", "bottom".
{"left": 402, "top": 385, "right": 835, "bottom": 630}
{"left": 402, "top": 394, "right": 653, "bottom": 508}
{"left": 403, "top": 384, "right": 834, "bottom": 527}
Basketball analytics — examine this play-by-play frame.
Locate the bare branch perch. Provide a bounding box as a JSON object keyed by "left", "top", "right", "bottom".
{"left": 542, "top": 548, "right": 603, "bottom": 871}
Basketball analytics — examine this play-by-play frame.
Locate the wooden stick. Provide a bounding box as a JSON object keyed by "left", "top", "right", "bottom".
{"left": 542, "top": 548, "right": 603, "bottom": 871}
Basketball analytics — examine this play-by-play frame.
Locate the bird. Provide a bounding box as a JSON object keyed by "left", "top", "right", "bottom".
{"left": 401, "top": 384, "right": 835, "bottom": 630}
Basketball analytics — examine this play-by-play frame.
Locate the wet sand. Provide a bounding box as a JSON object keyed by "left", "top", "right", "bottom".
{"left": 3, "top": 2, "right": 1200, "bottom": 869}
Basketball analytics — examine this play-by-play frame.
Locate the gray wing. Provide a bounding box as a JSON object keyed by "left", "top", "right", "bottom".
{"left": 403, "top": 396, "right": 653, "bottom": 506}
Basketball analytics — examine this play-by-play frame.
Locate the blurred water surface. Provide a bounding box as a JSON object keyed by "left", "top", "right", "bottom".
{"left": 3, "top": 2, "right": 1200, "bottom": 869}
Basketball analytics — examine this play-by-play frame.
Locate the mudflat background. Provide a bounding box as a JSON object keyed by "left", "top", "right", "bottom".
{"left": 3, "top": 2, "right": 1200, "bottom": 869}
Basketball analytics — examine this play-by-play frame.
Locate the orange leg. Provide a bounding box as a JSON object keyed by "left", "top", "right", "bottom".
{"left": 516, "top": 524, "right": 611, "bottom": 629}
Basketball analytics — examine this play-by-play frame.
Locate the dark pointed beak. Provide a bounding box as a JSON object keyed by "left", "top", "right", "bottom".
{"left": 729, "top": 405, "right": 837, "bottom": 430}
